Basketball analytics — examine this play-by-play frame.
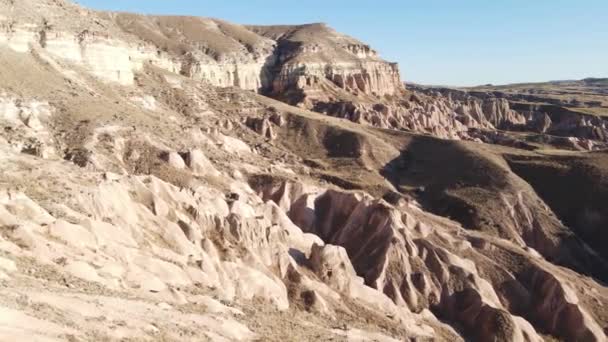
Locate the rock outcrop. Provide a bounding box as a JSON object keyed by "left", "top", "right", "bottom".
{"left": 249, "top": 23, "right": 402, "bottom": 97}
{"left": 410, "top": 86, "right": 608, "bottom": 146}
{"left": 310, "top": 92, "right": 530, "bottom": 140}
{"left": 1, "top": 0, "right": 607, "bottom": 340}
{"left": 4, "top": 0, "right": 605, "bottom": 149}
{"left": 255, "top": 179, "right": 608, "bottom": 341}
{"left": 109, "top": 14, "right": 278, "bottom": 91}
{"left": 0, "top": 0, "right": 403, "bottom": 96}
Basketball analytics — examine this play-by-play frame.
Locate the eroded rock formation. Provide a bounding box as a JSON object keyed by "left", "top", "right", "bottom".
{"left": 1, "top": 0, "right": 607, "bottom": 340}
{"left": 254, "top": 179, "right": 607, "bottom": 341}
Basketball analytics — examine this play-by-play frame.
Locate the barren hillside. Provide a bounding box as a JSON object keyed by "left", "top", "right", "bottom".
{"left": 0, "top": 1, "right": 607, "bottom": 341}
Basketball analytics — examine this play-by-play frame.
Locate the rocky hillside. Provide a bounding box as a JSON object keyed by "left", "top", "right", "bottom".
{"left": 411, "top": 83, "right": 608, "bottom": 149}
{"left": 1, "top": 0, "right": 608, "bottom": 341}
{"left": 469, "top": 78, "right": 608, "bottom": 110}
{"left": 0, "top": 0, "right": 402, "bottom": 93}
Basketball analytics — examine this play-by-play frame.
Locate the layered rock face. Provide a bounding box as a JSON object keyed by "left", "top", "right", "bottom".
{"left": 0, "top": 0, "right": 403, "bottom": 95}
{"left": 108, "top": 14, "right": 278, "bottom": 91}
{"left": 3, "top": 0, "right": 605, "bottom": 149}
{"left": 249, "top": 24, "right": 402, "bottom": 97}
{"left": 0, "top": 1, "right": 276, "bottom": 89}
{"left": 1, "top": 0, "right": 608, "bottom": 340}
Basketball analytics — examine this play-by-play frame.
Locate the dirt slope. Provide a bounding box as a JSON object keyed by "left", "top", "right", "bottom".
{"left": 0, "top": 1, "right": 607, "bottom": 341}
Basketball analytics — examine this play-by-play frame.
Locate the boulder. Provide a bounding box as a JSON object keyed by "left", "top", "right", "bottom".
{"left": 160, "top": 151, "right": 186, "bottom": 169}
{"left": 309, "top": 244, "right": 357, "bottom": 293}
{"left": 180, "top": 149, "right": 220, "bottom": 177}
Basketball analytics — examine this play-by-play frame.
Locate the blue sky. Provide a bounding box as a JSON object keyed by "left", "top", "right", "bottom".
{"left": 76, "top": 0, "right": 607, "bottom": 86}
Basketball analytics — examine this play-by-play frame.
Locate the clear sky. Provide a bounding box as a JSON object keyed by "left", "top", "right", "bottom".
{"left": 75, "top": 0, "right": 607, "bottom": 86}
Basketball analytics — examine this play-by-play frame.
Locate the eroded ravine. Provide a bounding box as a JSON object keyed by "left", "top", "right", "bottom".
{"left": 252, "top": 178, "right": 607, "bottom": 341}
{"left": 1, "top": 1, "right": 607, "bottom": 340}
